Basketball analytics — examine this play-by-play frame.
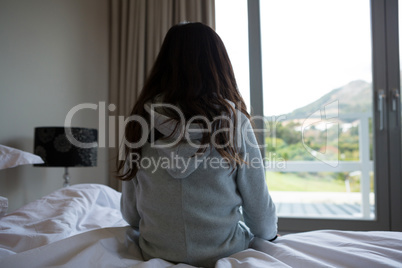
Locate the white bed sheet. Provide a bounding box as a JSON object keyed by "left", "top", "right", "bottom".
{"left": 0, "top": 184, "right": 401, "bottom": 267}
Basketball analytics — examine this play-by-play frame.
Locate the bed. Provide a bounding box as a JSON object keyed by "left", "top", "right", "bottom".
{"left": 0, "top": 183, "right": 401, "bottom": 268}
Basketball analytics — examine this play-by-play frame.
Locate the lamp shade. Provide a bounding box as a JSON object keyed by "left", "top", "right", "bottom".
{"left": 34, "top": 127, "right": 98, "bottom": 167}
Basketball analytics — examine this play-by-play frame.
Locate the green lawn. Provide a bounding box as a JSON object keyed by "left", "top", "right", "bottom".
{"left": 265, "top": 172, "right": 354, "bottom": 192}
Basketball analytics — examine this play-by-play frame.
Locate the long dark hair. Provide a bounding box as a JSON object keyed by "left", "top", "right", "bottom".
{"left": 117, "top": 22, "right": 250, "bottom": 180}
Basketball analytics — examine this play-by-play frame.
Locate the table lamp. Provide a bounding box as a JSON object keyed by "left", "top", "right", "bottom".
{"left": 34, "top": 127, "right": 98, "bottom": 187}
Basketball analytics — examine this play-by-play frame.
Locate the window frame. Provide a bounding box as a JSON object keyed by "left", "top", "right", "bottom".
{"left": 246, "top": 0, "right": 402, "bottom": 232}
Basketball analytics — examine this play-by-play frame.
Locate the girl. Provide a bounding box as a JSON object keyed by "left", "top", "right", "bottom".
{"left": 118, "top": 22, "right": 277, "bottom": 268}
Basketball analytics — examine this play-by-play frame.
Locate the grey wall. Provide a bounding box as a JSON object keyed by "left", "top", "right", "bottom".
{"left": 0, "top": 0, "right": 109, "bottom": 212}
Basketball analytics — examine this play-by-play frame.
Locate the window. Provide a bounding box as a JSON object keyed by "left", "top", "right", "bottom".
{"left": 215, "top": 0, "right": 250, "bottom": 110}
{"left": 216, "top": 0, "right": 402, "bottom": 232}
{"left": 260, "top": 0, "right": 374, "bottom": 220}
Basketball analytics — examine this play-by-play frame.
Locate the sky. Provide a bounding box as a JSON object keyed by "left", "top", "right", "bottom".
{"left": 215, "top": 0, "right": 372, "bottom": 116}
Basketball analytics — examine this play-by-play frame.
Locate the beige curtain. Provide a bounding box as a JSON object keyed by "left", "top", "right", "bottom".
{"left": 108, "top": 0, "right": 216, "bottom": 190}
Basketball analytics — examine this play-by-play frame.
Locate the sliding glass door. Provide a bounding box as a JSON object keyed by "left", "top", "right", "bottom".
{"left": 216, "top": 0, "right": 402, "bottom": 231}
{"left": 260, "top": 0, "right": 374, "bottom": 221}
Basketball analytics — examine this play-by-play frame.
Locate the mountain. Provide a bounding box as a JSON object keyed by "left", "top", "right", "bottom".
{"left": 285, "top": 80, "right": 372, "bottom": 119}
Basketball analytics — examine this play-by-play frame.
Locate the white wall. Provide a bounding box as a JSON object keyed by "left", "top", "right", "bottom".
{"left": 0, "top": 0, "right": 109, "bottom": 212}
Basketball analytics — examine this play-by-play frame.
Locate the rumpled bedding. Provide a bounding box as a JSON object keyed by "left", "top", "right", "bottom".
{"left": 0, "top": 184, "right": 401, "bottom": 267}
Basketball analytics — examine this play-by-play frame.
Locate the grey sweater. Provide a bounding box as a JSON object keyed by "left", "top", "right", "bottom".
{"left": 121, "top": 102, "right": 277, "bottom": 267}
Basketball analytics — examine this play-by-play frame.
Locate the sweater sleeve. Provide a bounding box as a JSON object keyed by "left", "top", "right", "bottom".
{"left": 236, "top": 116, "right": 278, "bottom": 241}
{"left": 121, "top": 178, "right": 140, "bottom": 229}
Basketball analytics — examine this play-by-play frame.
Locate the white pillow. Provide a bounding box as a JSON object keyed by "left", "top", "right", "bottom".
{"left": 0, "top": 145, "right": 44, "bottom": 170}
